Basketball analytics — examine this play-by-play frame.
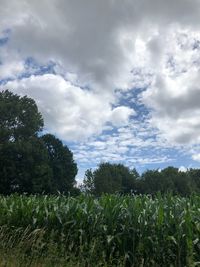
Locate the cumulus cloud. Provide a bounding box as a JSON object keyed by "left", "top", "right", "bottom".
{"left": 178, "top": 166, "right": 187, "bottom": 172}
{"left": 142, "top": 29, "right": 200, "bottom": 144}
{"left": 109, "top": 106, "right": 135, "bottom": 127}
{"left": 1, "top": 0, "right": 200, "bottom": 89}
{"left": 192, "top": 154, "right": 200, "bottom": 162}
{"left": 1, "top": 0, "right": 200, "bottom": 170}
{"left": 1, "top": 74, "right": 134, "bottom": 140}
{"left": 0, "top": 45, "right": 24, "bottom": 79}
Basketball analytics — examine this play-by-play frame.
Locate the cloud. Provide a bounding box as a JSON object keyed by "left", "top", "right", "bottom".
{"left": 1, "top": 0, "right": 200, "bottom": 89}
{"left": 192, "top": 154, "right": 200, "bottom": 162}
{"left": 72, "top": 120, "right": 175, "bottom": 174}
{"left": 1, "top": 0, "right": 200, "bottom": 171}
{"left": 178, "top": 166, "right": 187, "bottom": 172}
{"left": 142, "top": 28, "right": 200, "bottom": 145}
{"left": 110, "top": 106, "right": 135, "bottom": 127}
{"left": 1, "top": 74, "right": 133, "bottom": 140}
{"left": 0, "top": 45, "right": 24, "bottom": 79}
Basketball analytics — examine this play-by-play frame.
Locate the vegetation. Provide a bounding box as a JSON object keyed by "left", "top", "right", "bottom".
{"left": 1, "top": 90, "right": 200, "bottom": 197}
{"left": 41, "top": 134, "right": 77, "bottom": 193}
{"left": 1, "top": 90, "right": 200, "bottom": 266}
{"left": 0, "top": 194, "right": 200, "bottom": 266}
{"left": 83, "top": 165, "right": 200, "bottom": 196}
{"left": 83, "top": 163, "right": 138, "bottom": 195}
{"left": 0, "top": 90, "right": 77, "bottom": 195}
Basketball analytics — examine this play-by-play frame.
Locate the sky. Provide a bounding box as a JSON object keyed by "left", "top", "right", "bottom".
{"left": 1, "top": 0, "right": 200, "bottom": 182}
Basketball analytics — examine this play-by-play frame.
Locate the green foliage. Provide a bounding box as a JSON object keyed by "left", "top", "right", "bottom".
{"left": 0, "top": 194, "right": 200, "bottom": 266}
{"left": 41, "top": 134, "right": 78, "bottom": 193}
{"left": 94, "top": 162, "right": 122, "bottom": 194}
{"left": 0, "top": 90, "right": 78, "bottom": 195}
{"left": 188, "top": 168, "right": 200, "bottom": 193}
{"left": 0, "top": 90, "right": 43, "bottom": 142}
{"left": 138, "top": 166, "right": 197, "bottom": 196}
{"left": 139, "top": 169, "right": 174, "bottom": 194}
{"left": 86, "top": 162, "right": 136, "bottom": 195}
{"left": 84, "top": 164, "right": 200, "bottom": 196}
{"left": 0, "top": 137, "right": 52, "bottom": 194}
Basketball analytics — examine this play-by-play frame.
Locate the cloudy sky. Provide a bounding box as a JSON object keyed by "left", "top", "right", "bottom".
{"left": 1, "top": 0, "right": 200, "bottom": 181}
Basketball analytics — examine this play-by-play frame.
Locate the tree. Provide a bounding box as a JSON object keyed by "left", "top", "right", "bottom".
{"left": 93, "top": 163, "right": 121, "bottom": 195}
{"left": 0, "top": 90, "right": 78, "bottom": 195}
{"left": 0, "top": 90, "right": 43, "bottom": 142}
{"left": 161, "top": 166, "right": 192, "bottom": 196}
{"left": 173, "top": 171, "right": 192, "bottom": 196}
{"left": 188, "top": 168, "right": 200, "bottom": 193}
{"left": 41, "top": 134, "right": 78, "bottom": 193}
{"left": 0, "top": 137, "right": 52, "bottom": 194}
{"left": 0, "top": 90, "right": 48, "bottom": 194}
{"left": 86, "top": 162, "right": 136, "bottom": 195}
{"left": 117, "top": 165, "right": 136, "bottom": 194}
{"left": 138, "top": 166, "right": 194, "bottom": 196}
{"left": 140, "top": 169, "right": 163, "bottom": 194}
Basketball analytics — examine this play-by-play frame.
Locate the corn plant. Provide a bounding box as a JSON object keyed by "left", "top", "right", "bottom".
{"left": 0, "top": 194, "right": 199, "bottom": 266}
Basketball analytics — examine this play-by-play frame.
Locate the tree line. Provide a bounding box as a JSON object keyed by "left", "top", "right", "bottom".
{"left": 82, "top": 163, "right": 200, "bottom": 196}
{"left": 1, "top": 90, "right": 200, "bottom": 196}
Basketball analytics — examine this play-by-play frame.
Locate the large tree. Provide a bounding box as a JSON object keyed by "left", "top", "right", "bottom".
{"left": 0, "top": 90, "right": 43, "bottom": 142}
{"left": 0, "top": 90, "right": 78, "bottom": 194}
{"left": 41, "top": 134, "right": 78, "bottom": 193}
{"left": 0, "top": 90, "right": 49, "bottom": 194}
{"left": 83, "top": 162, "right": 136, "bottom": 195}
{"left": 0, "top": 137, "right": 52, "bottom": 194}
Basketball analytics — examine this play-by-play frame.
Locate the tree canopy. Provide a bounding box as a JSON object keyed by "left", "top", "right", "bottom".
{"left": 83, "top": 162, "right": 137, "bottom": 195}
{"left": 0, "top": 90, "right": 77, "bottom": 195}
{"left": 137, "top": 167, "right": 194, "bottom": 196}
{"left": 0, "top": 90, "right": 43, "bottom": 142}
{"left": 42, "top": 134, "right": 77, "bottom": 193}
{"left": 83, "top": 164, "right": 200, "bottom": 196}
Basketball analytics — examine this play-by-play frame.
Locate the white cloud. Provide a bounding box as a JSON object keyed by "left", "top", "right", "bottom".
{"left": 1, "top": 0, "right": 200, "bottom": 170}
{"left": 142, "top": 28, "right": 200, "bottom": 145}
{"left": 1, "top": 0, "right": 200, "bottom": 90}
{"left": 110, "top": 106, "right": 135, "bottom": 127}
{"left": 1, "top": 74, "right": 133, "bottom": 140}
{"left": 72, "top": 120, "right": 175, "bottom": 173}
{"left": 178, "top": 166, "right": 187, "bottom": 172}
{"left": 192, "top": 154, "right": 200, "bottom": 162}
{"left": 0, "top": 46, "right": 24, "bottom": 79}
{"left": 0, "top": 60, "right": 24, "bottom": 79}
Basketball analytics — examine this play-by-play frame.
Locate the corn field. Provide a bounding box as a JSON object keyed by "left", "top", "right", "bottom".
{"left": 0, "top": 194, "right": 200, "bottom": 267}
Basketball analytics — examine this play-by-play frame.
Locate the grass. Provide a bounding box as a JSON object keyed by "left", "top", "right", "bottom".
{"left": 0, "top": 194, "right": 199, "bottom": 266}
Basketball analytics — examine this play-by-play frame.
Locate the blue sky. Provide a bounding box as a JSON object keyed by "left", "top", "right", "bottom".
{"left": 1, "top": 0, "right": 200, "bottom": 182}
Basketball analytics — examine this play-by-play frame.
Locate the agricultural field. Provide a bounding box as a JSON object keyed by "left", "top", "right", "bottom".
{"left": 0, "top": 194, "right": 200, "bottom": 267}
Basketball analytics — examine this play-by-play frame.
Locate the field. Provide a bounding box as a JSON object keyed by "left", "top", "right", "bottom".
{"left": 0, "top": 194, "right": 200, "bottom": 267}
